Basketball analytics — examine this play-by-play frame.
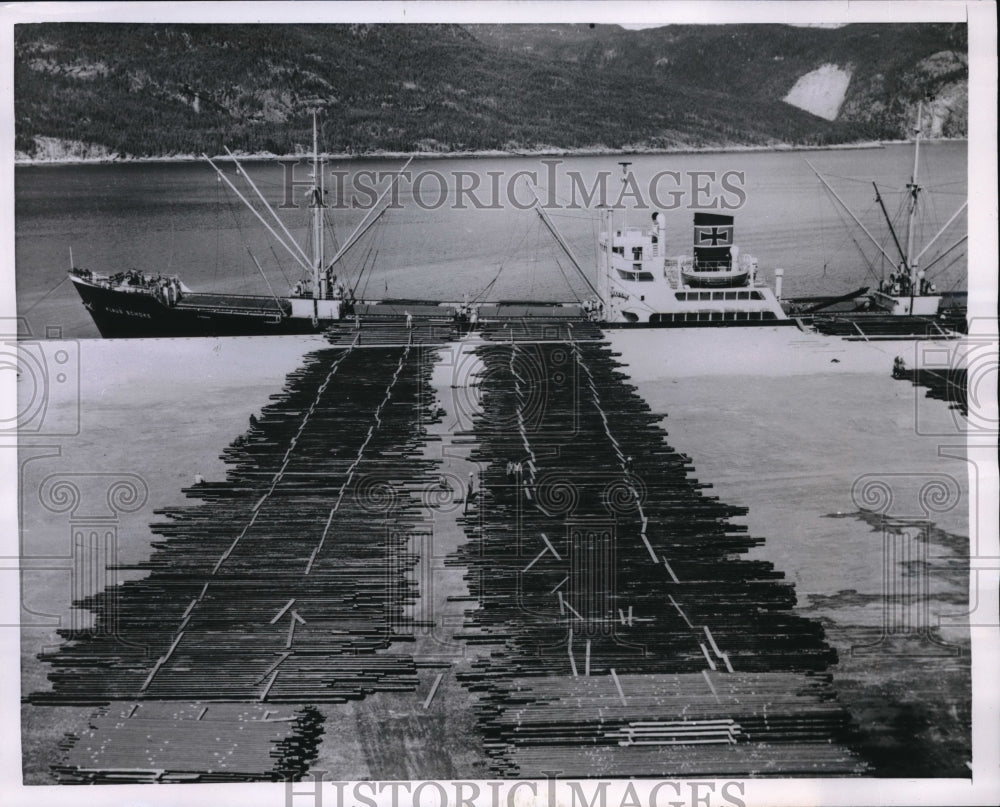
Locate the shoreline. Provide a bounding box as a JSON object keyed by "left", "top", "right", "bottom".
{"left": 12, "top": 138, "right": 969, "bottom": 168}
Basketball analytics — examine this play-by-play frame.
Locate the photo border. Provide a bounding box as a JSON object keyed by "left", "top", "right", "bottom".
{"left": 2, "top": 2, "right": 996, "bottom": 806}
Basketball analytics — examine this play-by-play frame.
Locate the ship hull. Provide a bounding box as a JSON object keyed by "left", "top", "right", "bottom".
{"left": 71, "top": 276, "right": 326, "bottom": 338}
{"left": 809, "top": 312, "right": 965, "bottom": 338}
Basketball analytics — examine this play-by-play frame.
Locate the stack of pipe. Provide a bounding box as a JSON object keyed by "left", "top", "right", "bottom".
{"left": 894, "top": 366, "right": 968, "bottom": 416}
{"left": 33, "top": 336, "right": 442, "bottom": 706}
{"left": 52, "top": 702, "right": 324, "bottom": 783}
{"left": 449, "top": 320, "right": 859, "bottom": 776}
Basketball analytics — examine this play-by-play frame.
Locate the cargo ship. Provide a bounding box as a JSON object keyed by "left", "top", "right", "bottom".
{"left": 790, "top": 103, "right": 968, "bottom": 338}
{"left": 69, "top": 116, "right": 404, "bottom": 338}
{"left": 531, "top": 165, "right": 791, "bottom": 328}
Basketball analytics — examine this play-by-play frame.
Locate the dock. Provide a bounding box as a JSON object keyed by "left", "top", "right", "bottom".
{"left": 31, "top": 316, "right": 867, "bottom": 780}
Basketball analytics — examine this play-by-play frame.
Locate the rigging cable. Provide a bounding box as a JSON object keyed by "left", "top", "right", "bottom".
{"left": 815, "top": 176, "right": 865, "bottom": 278}
{"left": 222, "top": 167, "right": 262, "bottom": 291}
{"left": 528, "top": 216, "right": 540, "bottom": 301}
{"left": 323, "top": 208, "right": 341, "bottom": 257}
{"left": 829, "top": 197, "right": 879, "bottom": 282}
{"left": 354, "top": 207, "right": 389, "bottom": 297}
{"left": 23, "top": 274, "right": 70, "bottom": 316}
{"left": 531, "top": 195, "right": 600, "bottom": 298}
{"left": 359, "top": 249, "right": 381, "bottom": 301}
{"left": 551, "top": 256, "right": 582, "bottom": 303}
{"left": 213, "top": 170, "right": 224, "bottom": 287}
{"left": 473, "top": 261, "right": 507, "bottom": 305}
{"left": 246, "top": 247, "right": 284, "bottom": 307}
{"left": 922, "top": 237, "right": 968, "bottom": 278}
{"left": 268, "top": 244, "right": 294, "bottom": 291}
{"left": 539, "top": 181, "right": 605, "bottom": 299}
{"left": 936, "top": 255, "right": 967, "bottom": 292}
{"left": 470, "top": 209, "right": 537, "bottom": 304}
{"left": 352, "top": 235, "right": 379, "bottom": 299}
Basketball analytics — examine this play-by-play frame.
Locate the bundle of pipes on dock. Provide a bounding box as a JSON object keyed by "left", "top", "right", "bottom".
{"left": 33, "top": 318, "right": 864, "bottom": 780}
{"left": 449, "top": 320, "right": 861, "bottom": 776}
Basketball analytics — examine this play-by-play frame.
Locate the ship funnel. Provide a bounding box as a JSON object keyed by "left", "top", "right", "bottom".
{"left": 693, "top": 212, "right": 733, "bottom": 270}
{"left": 774, "top": 268, "right": 784, "bottom": 300}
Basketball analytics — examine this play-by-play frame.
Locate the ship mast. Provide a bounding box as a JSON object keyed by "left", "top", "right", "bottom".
{"left": 311, "top": 112, "right": 324, "bottom": 299}
{"left": 618, "top": 161, "right": 631, "bottom": 233}
{"left": 904, "top": 102, "right": 923, "bottom": 301}
{"left": 808, "top": 99, "right": 965, "bottom": 311}
{"left": 873, "top": 181, "right": 907, "bottom": 280}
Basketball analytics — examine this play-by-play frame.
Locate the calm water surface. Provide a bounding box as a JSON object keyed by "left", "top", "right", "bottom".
{"left": 15, "top": 144, "right": 967, "bottom": 338}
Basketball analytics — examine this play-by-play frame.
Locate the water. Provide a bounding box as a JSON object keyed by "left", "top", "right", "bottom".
{"left": 15, "top": 143, "right": 967, "bottom": 338}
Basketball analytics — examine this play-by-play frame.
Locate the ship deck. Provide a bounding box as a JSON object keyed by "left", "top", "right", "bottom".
{"left": 175, "top": 292, "right": 291, "bottom": 314}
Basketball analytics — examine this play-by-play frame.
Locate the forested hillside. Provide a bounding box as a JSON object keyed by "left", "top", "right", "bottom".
{"left": 14, "top": 22, "right": 967, "bottom": 160}
{"left": 469, "top": 23, "right": 968, "bottom": 137}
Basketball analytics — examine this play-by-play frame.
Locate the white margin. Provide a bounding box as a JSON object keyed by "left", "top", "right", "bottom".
{"left": 1, "top": 3, "right": 996, "bottom": 807}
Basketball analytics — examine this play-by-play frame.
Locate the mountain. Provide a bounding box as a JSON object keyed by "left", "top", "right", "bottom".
{"left": 468, "top": 23, "right": 968, "bottom": 137}
{"left": 14, "top": 22, "right": 967, "bottom": 161}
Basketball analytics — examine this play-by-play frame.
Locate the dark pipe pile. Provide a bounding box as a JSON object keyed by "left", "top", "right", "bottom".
{"left": 53, "top": 703, "right": 324, "bottom": 784}
{"left": 34, "top": 336, "right": 441, "bottom": 703}
{"left": 452, "top": 319, "right": 864, "bottom": 776}
{"left": 32, "top": 317, "right": 867, "bottom": 780}
{"left": 894, "top": 367, "right": 968, "bottom": 416}
{"left": 811, "top": 314, "right": 960, "bottom": 338}
{"left": 33, "top": 327, "right": 450, "bottom": 781}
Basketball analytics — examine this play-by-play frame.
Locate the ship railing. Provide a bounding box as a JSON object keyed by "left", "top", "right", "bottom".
{"left": 689, "top": 260, "right": 734, "bottom": 273}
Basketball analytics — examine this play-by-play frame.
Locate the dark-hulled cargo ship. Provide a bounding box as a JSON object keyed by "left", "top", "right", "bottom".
{"left": 68, "top": 269, "right": 334, "bottom": 338}
{"left": 69, "top": 115, "right": 397, "bottom": 339}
